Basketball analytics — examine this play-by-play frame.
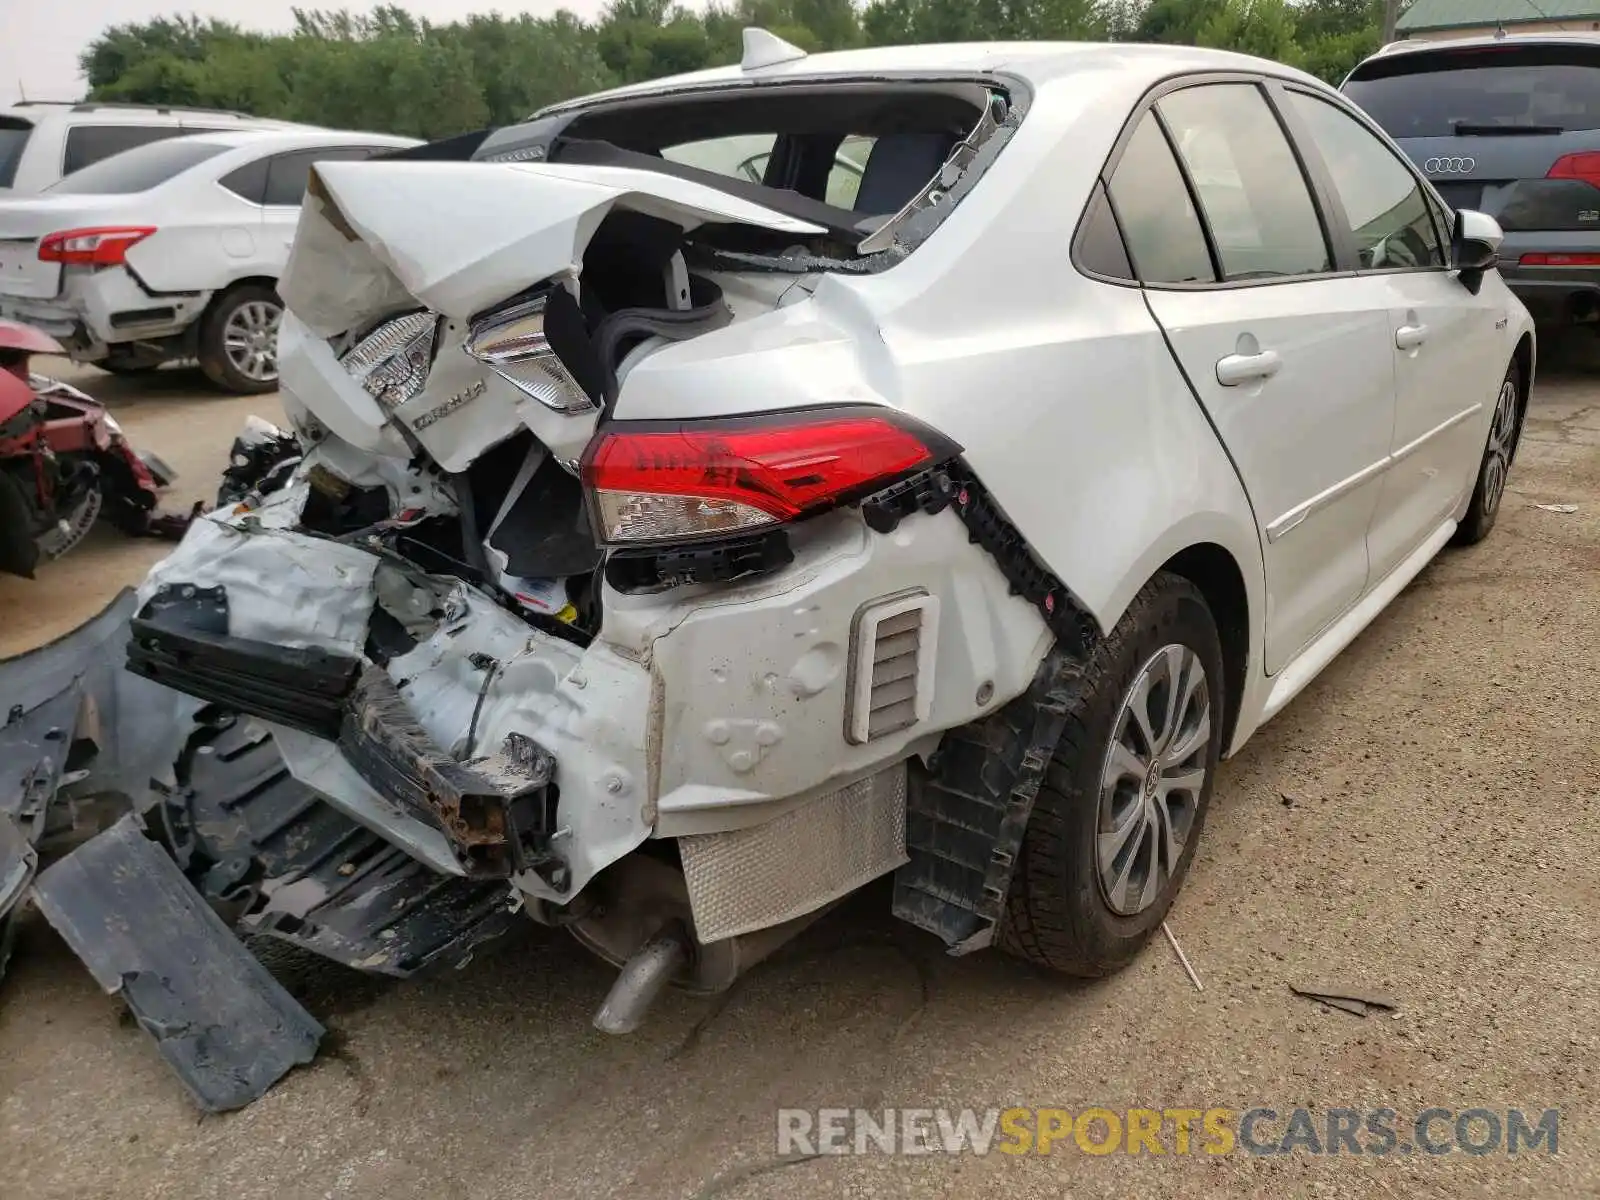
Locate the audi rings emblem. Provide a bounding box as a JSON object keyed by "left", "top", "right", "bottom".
{"left": 1425, "top": 156, "right": 1476, "bottom": 174}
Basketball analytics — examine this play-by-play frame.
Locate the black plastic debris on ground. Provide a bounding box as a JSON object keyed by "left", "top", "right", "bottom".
{"left": 0, "top": 588, "right": 200, "bottom": 988}
{"left": 31, "top": 814, "right": 323, "bottom": 1112}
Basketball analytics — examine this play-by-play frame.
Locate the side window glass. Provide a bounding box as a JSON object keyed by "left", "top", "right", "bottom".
{"left": 661, "top": 134, "right": 778, "bottom": 183}
{"left": 1077, "top": 180, "right": 1134, "bottom": 280}
{"left": 263, "top": 150, "right": 319, "bottom": 206}
{"left": 1158, "top": 84, "right": 1332, "bottom": 280}
{"left": 1106, "top": 114, "right": 1215, "bottom": 285}
{"left": 62, "top": 124, "right": 185, "bottom": 176}
{"left": 827, "top": 135, "right": 875, "bottom": 208}
{"left": 1286, "top": 91, "right": 1446, "bottom": 271}
{"left": 263, "top": 147, "right": 376, "bottom": 206}
{"left": 219, "top": 157, "right": 270, "bottom": 204}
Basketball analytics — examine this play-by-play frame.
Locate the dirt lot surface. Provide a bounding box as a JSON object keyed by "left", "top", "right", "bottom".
{"left": 1, "top": 354, "right": 1597, "bottom": 1199}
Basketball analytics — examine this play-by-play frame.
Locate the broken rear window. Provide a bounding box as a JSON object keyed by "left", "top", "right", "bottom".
{"left": 487, "top": 79, "right": 1021, "bottom": 271}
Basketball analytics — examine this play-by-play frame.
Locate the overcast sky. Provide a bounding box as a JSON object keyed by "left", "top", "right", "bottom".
{"left": 2, "top": 1, "right": 616, "bottom": 106}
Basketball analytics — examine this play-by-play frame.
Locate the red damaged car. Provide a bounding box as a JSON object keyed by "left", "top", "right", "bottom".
{"left": 0, "top": 319, "right": 189, "bottom": 577}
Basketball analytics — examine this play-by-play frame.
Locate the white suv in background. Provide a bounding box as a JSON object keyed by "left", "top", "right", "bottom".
{"left": 0, "top": 127, "right": 418, "bottom": 392}
{"left": 0, "top": 101, "right": 307, "bottom": 194}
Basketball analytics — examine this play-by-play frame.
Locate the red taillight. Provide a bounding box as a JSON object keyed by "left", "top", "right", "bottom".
{"left": 37, "top": 226, "right": 156, "bottom": 266}
{"left": 1547, "top": 153, "right": 1600, "bottom": 188}
{"left": 581, "top": 408, "right": 958, "bottom": 545}
{"left": 1520, "top": 252, "right": 1600, "bottom": 266}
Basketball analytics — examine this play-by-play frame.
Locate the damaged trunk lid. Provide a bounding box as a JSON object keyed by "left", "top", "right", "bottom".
{"left": 278, "top": 159, "right": 828, "bottom": 472}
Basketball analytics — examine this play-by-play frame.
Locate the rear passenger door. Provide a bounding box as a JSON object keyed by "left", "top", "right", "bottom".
{"left": 1117, "top": 80, "right": 1398, "bottom": 675}
{"left": 1281, "top": 87, "right": 1506, "bottom": 581}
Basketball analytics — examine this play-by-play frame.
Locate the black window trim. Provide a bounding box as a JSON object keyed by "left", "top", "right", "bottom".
{"left": 213, "top": 143, "right": 387, "bottom": 209}
{"left": 1272, "top": 80, "right": 1455, "bottom": 278}
{"left": 215, "top": 154, "right": 270, "bottom": 206}
{"left": 1149, "top": 103, "right": 1227, "bottom": 284}
{"left": 1073, "top": 177, "right": 1137, "bottom": 282}
{"left": 1073, "top": 70, "right": 1383, "bottom": 292}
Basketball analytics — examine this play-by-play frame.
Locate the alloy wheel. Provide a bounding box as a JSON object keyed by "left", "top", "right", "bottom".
{"left": 1096, "top": 644, "right": 1211, "bottom": 916}
{"left": 222, "top": 300, "right": 283, "bottom": 384}
{"left": 1481, "top": 376, "right": 1519, "bottom": 519}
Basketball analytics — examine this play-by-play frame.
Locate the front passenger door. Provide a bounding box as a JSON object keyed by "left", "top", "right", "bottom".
{"left": 1120, "top": 82, "right": 1398, "bottom": 675}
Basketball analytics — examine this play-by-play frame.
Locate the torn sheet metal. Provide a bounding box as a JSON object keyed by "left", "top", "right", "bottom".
{"left": 31, "top": 815, "right": 324, "bottom": 1112}
{"left": 135, "top": 513, "right": 378, "bottom": 655}
{"left": 283, "top": 158, "right": 827, "bottom": 336}
{"left": 270, "top": 726, "right": 469, "bottom": 877}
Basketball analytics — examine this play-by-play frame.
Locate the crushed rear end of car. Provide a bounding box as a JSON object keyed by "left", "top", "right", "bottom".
{"left": 0, "top": 59, "right": 1101, "bottom": 1108}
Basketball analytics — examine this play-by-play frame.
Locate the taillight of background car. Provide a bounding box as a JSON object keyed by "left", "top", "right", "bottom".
{"left": 1546, "top": 153, "right": 1600, "bottom": 189}
{"left": 37, "top": 227, "right": 156, "bottom": 267}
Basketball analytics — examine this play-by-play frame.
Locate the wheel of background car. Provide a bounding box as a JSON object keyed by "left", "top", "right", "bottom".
{"left": 1002, "top": 571, "right": 1225, "bottom": 976}
{"left": 198, "top": 283, "right": 283, "bottom": 395}
{"left": 1452, "top": 358, "right": 1525, "bottom": 547}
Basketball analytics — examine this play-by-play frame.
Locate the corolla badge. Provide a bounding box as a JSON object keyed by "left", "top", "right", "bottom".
{"left": 412, "top": 378, "right": 486, "bottom": 430}
{"left": 1424, "top": 156, "right": 1476, "bottom": 174}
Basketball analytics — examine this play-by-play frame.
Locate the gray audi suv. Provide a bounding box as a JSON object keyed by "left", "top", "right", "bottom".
{"left": 1345, "top": 33, "right": 1600, "bottom": 328}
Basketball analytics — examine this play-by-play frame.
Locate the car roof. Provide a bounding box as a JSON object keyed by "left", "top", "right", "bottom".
{"left": 1364, "top": 30, "right": 1600, "bottom": 62}
{"left": 531, "top": 39, "right": 1327, "bottom": 117}
{"left": 0, "top": 102, "right": 302, "bottom": 126}
{"left": 175, "top": 128, "right": 420, "bottom": 155}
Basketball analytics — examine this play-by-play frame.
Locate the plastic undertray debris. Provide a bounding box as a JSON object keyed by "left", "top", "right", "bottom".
{"left": 31, "top": 815, "right": 324, "bottom": 1112}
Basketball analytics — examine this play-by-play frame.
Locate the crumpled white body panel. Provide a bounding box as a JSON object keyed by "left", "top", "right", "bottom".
{"left": 281, "top": 159, "right": 825, "bottom": 336}
{"left": 137, "top": 492, "right": 377, "bottom": 655}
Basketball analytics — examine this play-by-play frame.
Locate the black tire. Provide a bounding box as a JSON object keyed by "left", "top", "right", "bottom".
{"left": 198, "top": 283, "right": 282, "bottom": 395}
{"left": 99, "top": 359, "right": 164, "bottom": 377}
{"left": 1002, "top": 571, "right": 1226, "bottom": 976}
{"left": 1451, "top": 358, "right": 1525, "bottom": 546}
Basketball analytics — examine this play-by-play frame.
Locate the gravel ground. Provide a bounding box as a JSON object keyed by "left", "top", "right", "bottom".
{"left": 0, "top": 353, "right": 1596, "bottom": 1199}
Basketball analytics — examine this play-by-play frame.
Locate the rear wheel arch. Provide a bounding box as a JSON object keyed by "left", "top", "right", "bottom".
{"left": 1159, "top": 542, "right": 1250, "bottom": 754}
{"left": 206, "top": 274, "right": 280, "bottom": 307}
{"left": 1513, "top": 331, "right": 1534, "bottom": 417}
{"left": 196, "top": 275, "right": 281, "bottom": 329}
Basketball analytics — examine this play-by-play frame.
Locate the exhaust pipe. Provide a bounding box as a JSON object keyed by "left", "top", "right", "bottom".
{"left": 592, "top": 927, "right": 690, "bottom": 1035}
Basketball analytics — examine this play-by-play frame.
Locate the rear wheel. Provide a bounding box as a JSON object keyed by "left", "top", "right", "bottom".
{"left": 1452, "top": 358, "right": 1524, "bottom": 546}
{"left": 198, "top": 284, "right": 282, "bottom": 395}
{"left": 1003, "top": 572, "right": 1226, "bottom": 976}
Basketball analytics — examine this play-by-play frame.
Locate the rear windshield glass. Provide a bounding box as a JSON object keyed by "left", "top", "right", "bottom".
{"left": 46, "top": 138, "right": 229, "bottom": 194}
{"left": 1345, "top": 46, "right": 1600, "bottom": 136}
{"left": 546, "top": 83, "right": 998, "bottom": 242}
{"left": 0, "top": 119, "right": 31, "bottom": 188}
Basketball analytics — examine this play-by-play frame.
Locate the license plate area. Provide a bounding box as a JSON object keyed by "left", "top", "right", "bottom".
{"left": 0, "top": 240, "right": 61, "bottom": 300}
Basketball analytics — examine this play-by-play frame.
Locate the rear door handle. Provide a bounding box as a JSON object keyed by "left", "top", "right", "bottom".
{"left": 1215, "top": 349, "right": 1282, "bottom": 386}
{"left": 1395, "top": 323, "right": 1429, "bottom": 350}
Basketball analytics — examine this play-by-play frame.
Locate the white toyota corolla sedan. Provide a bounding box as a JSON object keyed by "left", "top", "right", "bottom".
{"left": 124, "top": 34, "right": 1533, "bottom": 1028}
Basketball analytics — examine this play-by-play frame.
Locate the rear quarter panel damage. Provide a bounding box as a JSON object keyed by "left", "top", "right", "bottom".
{"left": 612, "top": 70, "right": 1267, "bottom": 747}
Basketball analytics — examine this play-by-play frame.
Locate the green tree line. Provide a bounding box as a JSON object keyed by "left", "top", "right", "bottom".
{"left": 82, "top": 0, "right": 1387, "bottom": 141}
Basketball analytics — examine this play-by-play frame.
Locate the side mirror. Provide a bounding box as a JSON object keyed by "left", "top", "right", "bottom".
{"left": 1453, "top": 209, "right": 1503, "bottom": 293}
